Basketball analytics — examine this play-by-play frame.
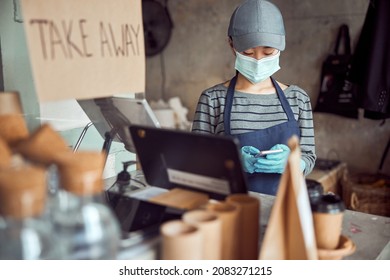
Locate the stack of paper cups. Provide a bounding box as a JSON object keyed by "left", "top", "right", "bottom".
{"left": 226, "top": 194, "right": 260, "bottom": 259}
{"left": 160, "top": 220, "right": 202, "bottom": 260}
{"left": 182, "top": 209, "right": 222, "bottom": 260}
{"left": 206, "top": 201, "right": 239, "bottom": 260}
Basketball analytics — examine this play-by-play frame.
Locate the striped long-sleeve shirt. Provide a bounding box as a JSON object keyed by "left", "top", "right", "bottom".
{"left": 191, "top": 82, "right": 316, "bottom": 176}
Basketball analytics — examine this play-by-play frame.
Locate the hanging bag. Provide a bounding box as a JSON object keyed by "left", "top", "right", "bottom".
{"left": 314, "top": 24, "right": 359, "bottom": 119}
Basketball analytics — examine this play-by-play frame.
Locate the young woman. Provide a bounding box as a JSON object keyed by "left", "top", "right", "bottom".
{"left": 192, "top": 0, "right": 316, "bottom": 195}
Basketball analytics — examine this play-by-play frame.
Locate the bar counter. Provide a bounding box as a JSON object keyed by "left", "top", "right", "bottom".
{"left": 106, "top": 174, "right": 390, "bottom": 260}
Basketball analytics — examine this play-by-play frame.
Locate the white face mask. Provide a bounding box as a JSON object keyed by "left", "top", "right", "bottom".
{"left": 234, "top": 51, "right": 281, "bottom": 84}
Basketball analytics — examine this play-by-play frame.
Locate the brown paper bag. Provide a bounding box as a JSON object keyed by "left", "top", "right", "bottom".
{"left": 259, "top": 136, "right": 318, "bottom": 260}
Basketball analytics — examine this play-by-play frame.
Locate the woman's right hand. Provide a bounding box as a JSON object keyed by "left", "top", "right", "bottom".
{"left": 254, "top": 144, "right": 290, "bottom": 174}
{"left": 241, "top": 146, "right": 260, "bottom": 174}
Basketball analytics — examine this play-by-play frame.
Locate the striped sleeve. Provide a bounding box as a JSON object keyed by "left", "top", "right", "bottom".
{"left": 191, "top": 86, "right": 225, "bottom": 134}
{"left": 294, "top": 87, "right": 316, "bottom": 176}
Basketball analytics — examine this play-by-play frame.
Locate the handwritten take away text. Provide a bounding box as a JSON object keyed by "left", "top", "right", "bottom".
{"left": 29, "top": 19, "right": 141, "bottom": 60}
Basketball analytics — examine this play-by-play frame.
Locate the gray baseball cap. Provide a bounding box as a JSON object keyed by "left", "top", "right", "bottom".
{"left": 228, "top": 0, "right": 286, "bottom": 52}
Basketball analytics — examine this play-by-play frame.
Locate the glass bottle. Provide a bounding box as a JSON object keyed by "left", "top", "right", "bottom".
{"left": 51, "top": 151, "right": 121, "bottom": 259}
{"left": 0, "top": 165, "right": 58, "bottom": 259}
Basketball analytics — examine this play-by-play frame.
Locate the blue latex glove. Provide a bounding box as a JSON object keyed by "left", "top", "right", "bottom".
{"left": 300, "top": 159, "right": 306, "bottom": 172}
{"left": 254, "top": 144, "right": 290, "bottom": 174}
{"left": 241, "top": 146, "right": 260, "bottom": 174}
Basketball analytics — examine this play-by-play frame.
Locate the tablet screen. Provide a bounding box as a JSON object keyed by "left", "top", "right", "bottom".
{"left": 129, "top": 125, "right": 248, "bottom": 199}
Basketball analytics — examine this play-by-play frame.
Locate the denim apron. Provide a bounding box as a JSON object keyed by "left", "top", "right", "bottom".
{"left": 223, "top": 76, "right": 300, "bottom": 195}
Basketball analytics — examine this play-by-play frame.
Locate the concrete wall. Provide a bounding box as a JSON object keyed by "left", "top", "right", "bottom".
{"left": 145, "top": 0, "right": 390, "bottom": 175}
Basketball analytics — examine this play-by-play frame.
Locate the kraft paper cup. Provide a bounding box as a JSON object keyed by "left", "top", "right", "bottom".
{"left": 0, "top": 165, "right": 47, "bottom": 219}
{"left": 160, "top": 220, "right": 202, "bottom": 260}
{"left": 206, "top": 201, "right": 239, "bottom": 260}
{"left": 226, "top": 194, "right": 260, "bottom": 260}
{"left": 182, "top": 209, "right": 222, "bottom": 260}
{"left": 312, "top": 194, "right": 345, "bottom": 250}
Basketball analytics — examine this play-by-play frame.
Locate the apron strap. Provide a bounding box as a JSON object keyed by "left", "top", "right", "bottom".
{"left": 270, "top": 77, "right": 296, "bottom": 121}
{"left": 224, "top": 76, "right": 296, "bottom": 136}
{"left": 223, "top": 75, "right": 237, "bottom": 136}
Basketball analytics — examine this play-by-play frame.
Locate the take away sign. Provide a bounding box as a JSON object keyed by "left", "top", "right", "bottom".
{"left": 21, "top": 0, "right": 145, "bottom": 102}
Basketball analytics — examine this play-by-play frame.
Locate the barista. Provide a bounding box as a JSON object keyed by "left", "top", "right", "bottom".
{"left": 192, "top": 0, "right": 316, "bottom": 195}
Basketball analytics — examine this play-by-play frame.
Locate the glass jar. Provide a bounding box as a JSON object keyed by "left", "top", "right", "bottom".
{"left": 51, "top": 151, "right": 121, "bottom": 259}
{"left": 0, "top": 165, "right": 59, "bottom": 259}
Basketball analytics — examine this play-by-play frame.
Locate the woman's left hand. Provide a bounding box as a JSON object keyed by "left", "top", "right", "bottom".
{"left": 254, "top": 144, "right": 290, "bottom": 174}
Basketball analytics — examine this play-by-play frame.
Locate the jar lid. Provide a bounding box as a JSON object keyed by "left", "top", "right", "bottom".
{"left": 16, "top": 124, "right": 70, "bottom": 166}
{"left": 0, "top": 165, "right": 46, "bottom": 219}
{"left": 312, "top": 194, "right": 345, "bottom": 214}
{"left": 0, "top": 115, "right": 29, "bottom": 147}
{"left": 0, "top": 92, "right": 29, "bottom": 146}
{"left": 0, "top": 91, "right": 24, "bottom": 115}
{"left": 56, "top": 151, "right": 106, "bottom": 196}
{"left": 0, "top": 137, "right": 12, "bottom": 168}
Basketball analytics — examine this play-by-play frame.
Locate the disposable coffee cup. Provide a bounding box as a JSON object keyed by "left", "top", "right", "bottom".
{"left": 305, "top": 179, "right": 324, "bottom": 208}
{"left": 312, "top": 194, "right": 345, "bottom": 250}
